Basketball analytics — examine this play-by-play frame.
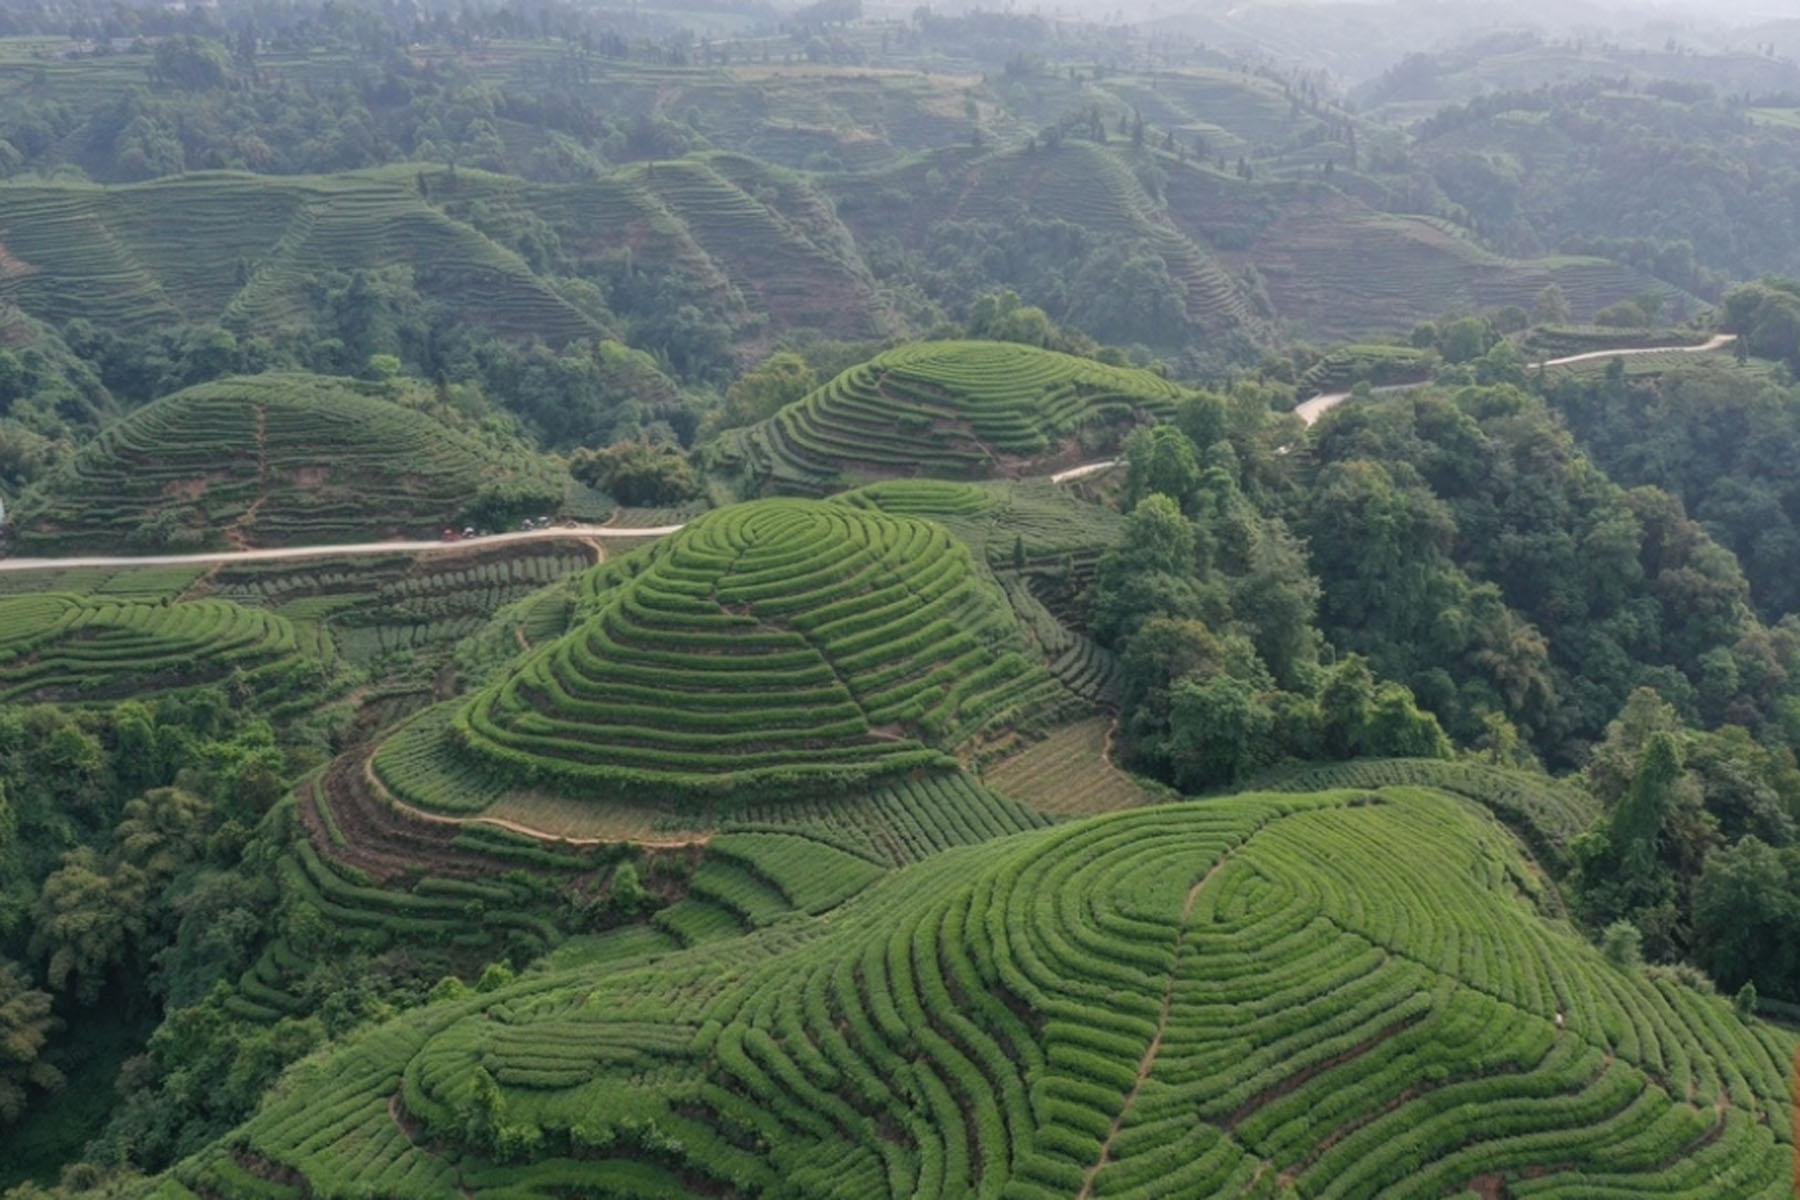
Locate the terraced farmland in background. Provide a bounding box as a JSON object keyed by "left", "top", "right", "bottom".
{"left": 822, "top": 140, "right": 1268, "bottom": 351}
{"left": 1538, "top": 344, "right": 1741, "bottom": 383}
{"left": 15, "top": 373, "right": 566, "bottom": 552}
{"left": 1299, "top": 343, "right": 1433, "bottom": 393}
{"left": 0, "top": 170, "right": 601, "bottom": 340}
{"left": 451, "top": 498, "right": 1074, "bottom": 804}
{"left": 1172, "top": 177, "right": 1690, "bottom": 344}
{"left": 720, "top": 340, "right": 1185, "bottom": 494}
{"left": 435, "top": 156, "right": 898, "bottom": 349}
{"left": 0, "top": 592, "right": 333, "bottom": 710}
{"left": 172, "top": 786, "right": 1796, "bottom": 1199}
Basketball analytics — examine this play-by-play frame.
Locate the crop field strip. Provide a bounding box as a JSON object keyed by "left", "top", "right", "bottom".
{"left": 1247, "top": 758, "right": 1601, "bottom": 874}
{"left": 452, "top": 499, "right": 1073, "bottom": 803}
{"left": 837, "top": 477, "right": 1127, "bottom": 568}
{"left": 1519, "top": 325, "right": 1713, "bottom": 360}
{"left": 984, "top": 717, "right": 1154, "bottom": 815}
{"left": 723, "top": 771, "right": 1054, "bottom": 868}
{"left": 0, "top": 592, "right": 332, "bottom": 710}
{"left": 0, "top": 562, "right": 207, "bottom": 600}
{"left": 15, "top": 373, "right": 567, "bottom": 552}
{"left": 179, "top": 787, "right": 1796, "bottom": 1199}
{"left": 1299, "top": 344, "right": 1432, "bottom": 393}
{"left": 722, "top": 341, "right": 1184, "bottom": 494}
{"left": 1539, "top": 345, "right": 1739, "bottom": 382}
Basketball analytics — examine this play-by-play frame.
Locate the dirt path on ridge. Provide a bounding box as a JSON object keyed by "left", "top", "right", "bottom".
{"left": 1075, "top": 845, "right": 1245, "bottom": 1200}
{"left": 0, "top": 523, "right": 678, "bottom": 574}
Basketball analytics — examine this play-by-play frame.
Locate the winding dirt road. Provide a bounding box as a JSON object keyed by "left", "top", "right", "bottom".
{"left": 0, "top": 521, "right": 683, "bottom": 574}
{"left": 0, "top": 334, "right": 1743, "bottom": 574}
{"left": 1049, "top": 459, "right": 1122, "bottom": 484}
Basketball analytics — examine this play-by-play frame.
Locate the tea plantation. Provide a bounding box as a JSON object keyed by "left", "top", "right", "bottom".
{"left": 450, "top": 498, "right": 1073, "bottom": 803}
{"left": 716, "top": 341, "right": 1185, "bottom": 494}
{"left": 0, "top": 592, "right": 334, "bottom": 710}
{"left": 14, "top": 373, "right": 565, "bottom": 551}
{"left": 162, "top": 786, "right": 1796, "bottom": 1199}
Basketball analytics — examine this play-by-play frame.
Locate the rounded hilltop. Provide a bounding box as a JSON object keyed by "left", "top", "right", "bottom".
{"left": 447, "top": 497, "right": 1068, "bottom": 803}
{"left": 716, "top": 339, "right": 1185, "bottom": 493}
{"left": 13, "top": 372, "right": 563, "bottom": 552}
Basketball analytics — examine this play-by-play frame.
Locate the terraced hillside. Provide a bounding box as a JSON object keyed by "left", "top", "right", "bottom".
{"left": 14, "top": 373, "right": 565, "bottom": 551}
{"left": 433, "top": 154, "right": 900, "bottom": 350}
{"left": 0, "top": 170, "right": 601, "bottom": 341}
{"left": 449, "top": 498, "right": 1072, "bottom": 803}
{"left": 717, "top": 341, "right": 1184, "bottom": 494}
{"left": 0, "top": 592, "right": 333, "bottom": 710}
{"left": 457, "top": 51, "right": 1024, "bottom": 172}
{"left": 1172, "top": 176, "right": 1689, "bottom": 344}
{"left": 167, "top": 786, "right": 1796, "bottom": 1199}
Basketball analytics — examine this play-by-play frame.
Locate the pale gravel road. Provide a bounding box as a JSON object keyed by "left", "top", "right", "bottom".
{"left": 0, "top": 522, "right": 683, "bottom": 574}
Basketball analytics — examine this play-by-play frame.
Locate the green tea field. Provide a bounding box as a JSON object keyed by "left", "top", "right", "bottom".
{"left": 718, "top": 341, "right": 1184, "bottom": 494}
{"left": 161, "top": 786, "right": 1796, "bottom": 1199}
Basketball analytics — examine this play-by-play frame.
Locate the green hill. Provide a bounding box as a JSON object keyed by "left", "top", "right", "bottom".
{"left": 0, "top": 170, "right": 604, "bottom": 342}
{"left": 14, "top": 373, "right": 565, "bottom": 551}
{"left": 0, "top": 592, "right": 333, "bottom": 709}
{"left": 164, "top": 785, "right": 1797, "bottom": 1198}
{"left": 716, "top": 341, "right": 1185, "bottom": 494}
{"left": 445, "top": 153, "right": 900, "bottom": 348}
{"left": 446, "top": 497, "right": 1071, "bottom": 804}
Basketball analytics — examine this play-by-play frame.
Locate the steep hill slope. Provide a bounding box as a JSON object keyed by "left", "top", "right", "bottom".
{"left": 715, "top": 340, "right": 1183, "bottom": 494}
{"left": 0, "top": 170, "right": 604, "bottom": 342}
{"left": 447, "top": 498, "right": 1070, "bottom": 803}
{"left": 163, "top": 786, "right": 1796, "bottom": 1198}
{"left": 13, "top": 373, "right": 565, "bottom": 551}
